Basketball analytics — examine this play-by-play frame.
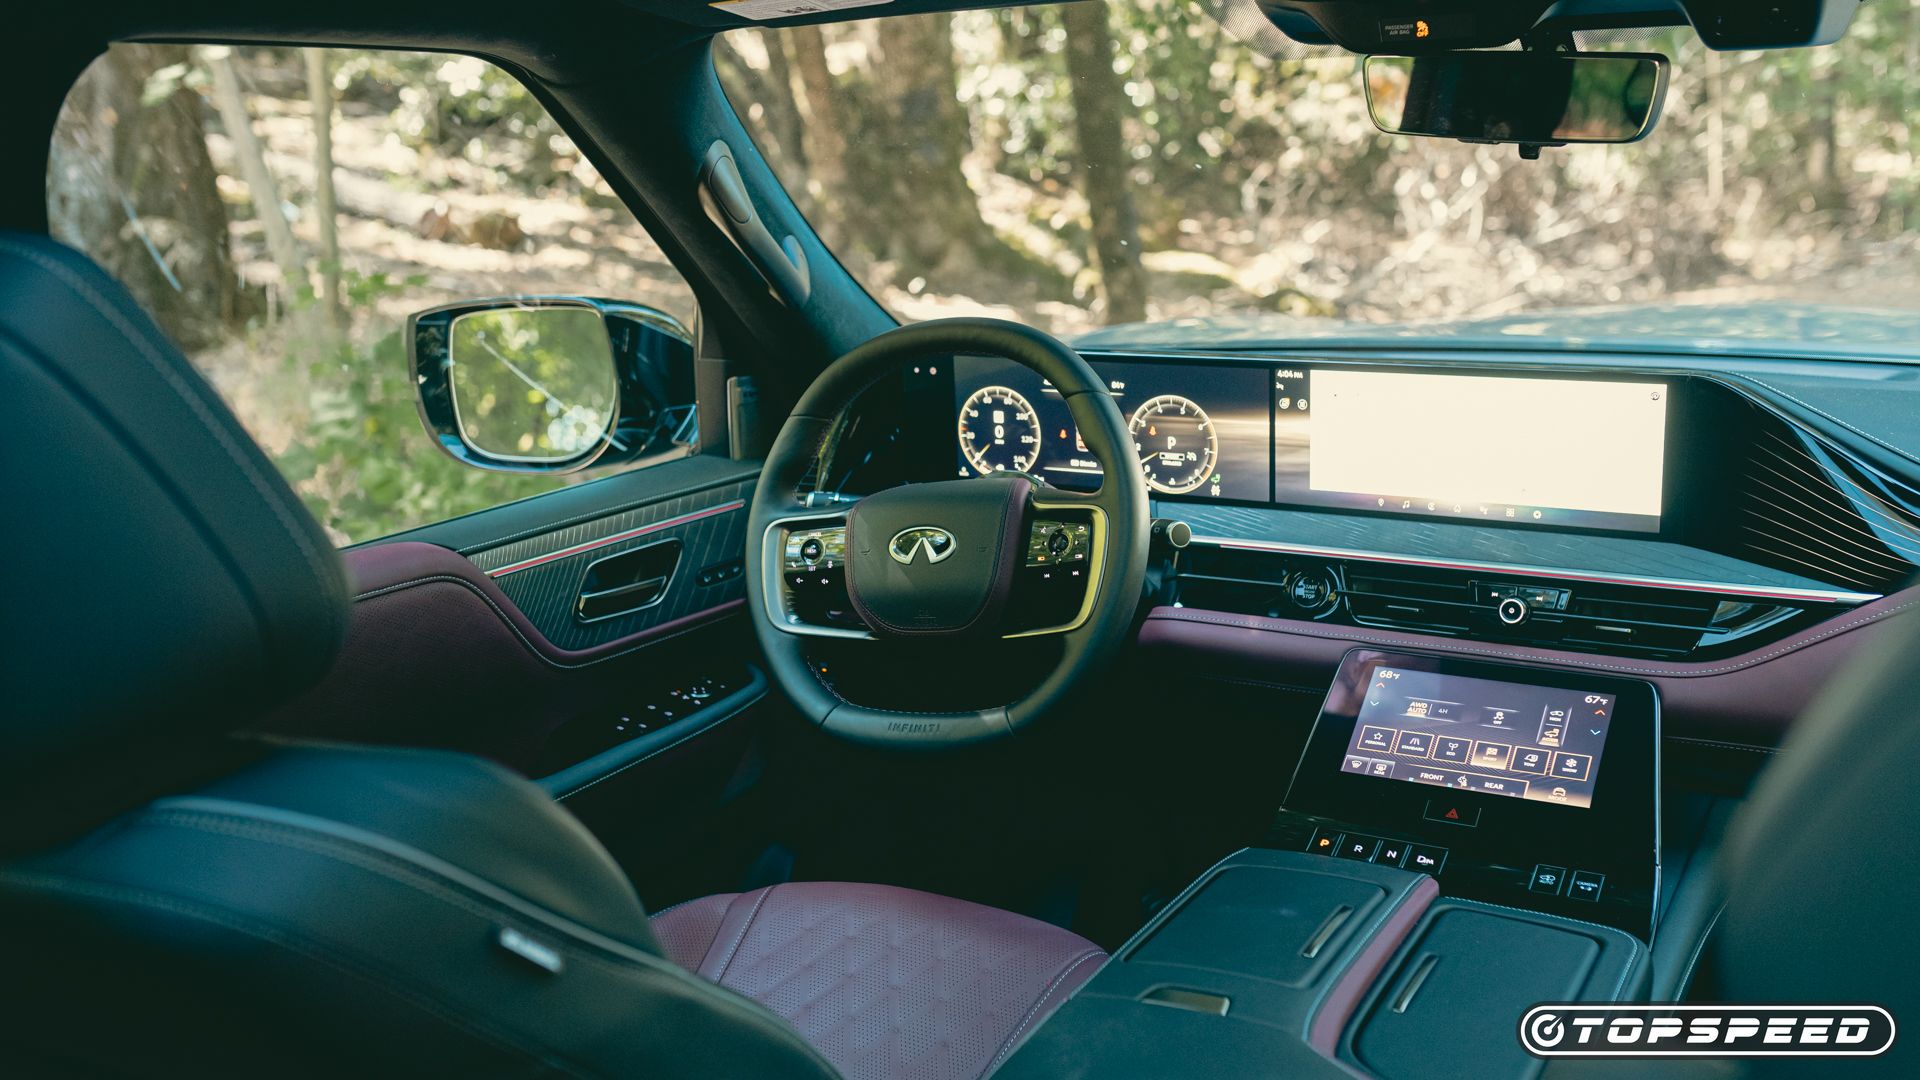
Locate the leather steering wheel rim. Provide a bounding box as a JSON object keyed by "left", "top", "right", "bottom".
{"left": 746, "top": 317, "right": 1150, "bottom": 747}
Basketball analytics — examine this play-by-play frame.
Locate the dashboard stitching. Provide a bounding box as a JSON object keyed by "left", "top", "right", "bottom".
{"left": 1150, "top": 596, "right": 1920, "bottom": 678}
{"left": 1193, "top": 673, "right": 1327, "bottom": 696}
{"left": 1737, "top": 374, "right": 1920, "bottom": 471}
{"left": 351, "top": 574, "right": 734, "bottom": 670}
{"left": 1665, "top": 737, "right": 1778, "bottom": 755}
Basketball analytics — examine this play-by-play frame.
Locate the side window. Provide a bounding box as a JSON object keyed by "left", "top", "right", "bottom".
{"left": 48, "top": 44, "right": 699, "bottom": 545}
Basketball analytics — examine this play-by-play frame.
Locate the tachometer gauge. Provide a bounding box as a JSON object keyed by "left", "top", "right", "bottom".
{"left": 1129, "top": 394, "right": 1218, "bottom": 494}
{"left": 957, "top": 386, "right": 1042, "bottom": 475}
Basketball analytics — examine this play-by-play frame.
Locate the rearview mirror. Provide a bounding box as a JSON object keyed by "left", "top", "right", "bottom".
{"left": 408, "top": 297, "right": 698, "bottom": 473}
{"left": 1364, "top": 51, "right": 1668, "bottom": 149}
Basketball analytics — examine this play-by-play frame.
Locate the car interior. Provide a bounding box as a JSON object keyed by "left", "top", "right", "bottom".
{"left": 3, "top": 0, "right": 1916, "bottom": 1076}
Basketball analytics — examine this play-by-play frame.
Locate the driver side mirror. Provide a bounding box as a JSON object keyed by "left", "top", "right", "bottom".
{"left": 408, "top": 297, "right": 697, "bottom": 473}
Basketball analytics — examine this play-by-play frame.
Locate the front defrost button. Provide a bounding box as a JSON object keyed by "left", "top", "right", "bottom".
{"left": 1529, "top": 864, "right": 1568, "bottom": 896}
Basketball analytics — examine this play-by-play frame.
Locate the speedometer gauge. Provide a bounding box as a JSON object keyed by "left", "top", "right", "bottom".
{"left": 1129, "top": 394, "right": 1219, "bottom": 494}
{"left": 958, "top": 386, "right": 1042, "bottom": 475}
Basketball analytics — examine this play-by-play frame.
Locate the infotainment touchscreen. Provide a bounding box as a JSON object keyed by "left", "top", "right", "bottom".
{"left": 1339, "top": 663, "right": 1615, "bottom": 809}
{"left": 1274, "top": 367, "right": 1668, "bottom": 533}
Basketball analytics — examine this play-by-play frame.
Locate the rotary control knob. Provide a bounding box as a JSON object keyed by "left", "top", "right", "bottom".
{"left": 1047, "top": 526, "right": 1073, "bottom": 558}
{"left": 1497, "top": 596, "right": 1531, "bottom": 625}
{"left": 799, "top": 537, "right": 824, "bottom": 563}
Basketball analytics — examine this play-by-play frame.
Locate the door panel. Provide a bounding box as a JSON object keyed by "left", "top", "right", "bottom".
{"left": 259, "top": 457, "right": 773, "bottom": 893}
{"left": 468, "top": 478, "right": 751, "bottom": 652}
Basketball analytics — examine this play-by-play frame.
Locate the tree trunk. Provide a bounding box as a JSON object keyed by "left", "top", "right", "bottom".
{"left": 1062, "top": 2, "right": 1148, "bottom": 324}
{"left": 1806, "top": 50, "right": 1847, "bottom": 211}
{"left": 1705, "top": 49, "right": 1725, "bottom": 204}
{"left": 205, "top": 47, "right": 305, "bottom": 290}
{"left": 305, "top": 47, "right": 343, "bottom": 332}
{"left": 47, "top": 43, "right": 243, "bottom": 350}
{"left": 868, "top": 14, "right": 994, "bottom": 272}
{"left": 783, "top": 25, "right": 848, "bottom": 241}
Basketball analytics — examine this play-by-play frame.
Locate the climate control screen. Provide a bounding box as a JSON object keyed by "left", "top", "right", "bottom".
{"left": 1340, "top": 664, "right": 1615, "bottom": 809}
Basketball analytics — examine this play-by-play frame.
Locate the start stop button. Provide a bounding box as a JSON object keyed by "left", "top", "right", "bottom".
{"left": 1287, "top": 567, "right": 1340, "bottom": 618}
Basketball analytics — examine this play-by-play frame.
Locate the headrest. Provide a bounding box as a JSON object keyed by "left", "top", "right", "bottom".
{"left": 0, "top": 233, "right": 347, "bottom": 793}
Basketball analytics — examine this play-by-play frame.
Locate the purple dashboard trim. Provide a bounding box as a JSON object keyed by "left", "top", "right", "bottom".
{"left": 1138, "top": 590, "right": 1920, "bottom": 746}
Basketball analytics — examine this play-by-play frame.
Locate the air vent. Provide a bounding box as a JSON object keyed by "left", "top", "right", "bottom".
{"left": 1344, "top": 564, "right": 1726, "bottom": 656}
{"left": 1172, "top": 545, "right": 1821, "bottom": 660}
{"left": 1734, "top": 415, "right": 1920, "bottom": 593}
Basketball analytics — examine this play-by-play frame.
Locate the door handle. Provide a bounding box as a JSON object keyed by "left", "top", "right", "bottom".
{"left": 575, "top": 539, "right": 682, "bottom": 622}
{"left": 577, "top": 575, "right": 669, "bottom": 621}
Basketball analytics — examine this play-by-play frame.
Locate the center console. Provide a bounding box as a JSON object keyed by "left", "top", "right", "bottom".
{"left": 997, "top": 648, "right": 1660, "bottom": 1078}
{"left": 1273, "top": 648, "right": 1660, "bottom": 937}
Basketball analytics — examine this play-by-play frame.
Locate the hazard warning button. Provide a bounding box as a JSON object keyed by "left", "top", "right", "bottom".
{"left": 1423, "top": 800, "right": 1482, "bottom": 828}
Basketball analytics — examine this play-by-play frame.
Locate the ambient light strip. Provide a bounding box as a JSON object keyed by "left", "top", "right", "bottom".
{"left": 488, "top": 500, "right": 747, "bottom": 578}
{"left": 1192, "top": 535, "right": 1884, "bottom": 606}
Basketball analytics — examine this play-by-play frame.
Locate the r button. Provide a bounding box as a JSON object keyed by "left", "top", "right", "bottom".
{"left": 1337, "top": 834, "right": 1380, "bottom": 861}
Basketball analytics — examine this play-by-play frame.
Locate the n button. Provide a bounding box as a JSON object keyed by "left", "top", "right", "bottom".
{"left": 1423, "top": 800, "right": 1481, "bottom": 827}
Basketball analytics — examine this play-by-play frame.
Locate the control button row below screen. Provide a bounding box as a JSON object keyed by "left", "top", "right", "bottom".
{"left": 1530, "top": 863, "right": 1606, "bottom": 901}
{"left": 1307, "top": 828, "right": 1447, "bottom": 876}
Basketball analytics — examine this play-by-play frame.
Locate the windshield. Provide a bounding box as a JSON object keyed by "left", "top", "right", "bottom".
{"left": 717, "top": 1, "right": 1920, "bottom": 356}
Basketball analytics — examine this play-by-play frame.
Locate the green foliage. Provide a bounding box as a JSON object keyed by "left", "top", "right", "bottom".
{"left": 725, "top": 1, "right": 1920, "bottom": 332}
{"left": 449, "top": 308, "right": 618, "bottom": 461}
{"left": 270, "top": 269, "right": 571, "bottom": 546}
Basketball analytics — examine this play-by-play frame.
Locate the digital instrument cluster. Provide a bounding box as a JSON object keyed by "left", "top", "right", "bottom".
{"left": 951, "top": 355, "right": 1270, "bottom": 501}
{"left": 947, "top": 356, "right": 1670, "bottom": 533}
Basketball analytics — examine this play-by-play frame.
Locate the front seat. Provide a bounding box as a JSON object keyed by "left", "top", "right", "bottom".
{"left": 0, "top": 232, "right": 1102, "bottom": 1078}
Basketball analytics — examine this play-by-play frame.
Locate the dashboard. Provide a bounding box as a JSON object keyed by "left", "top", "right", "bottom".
{"left": 946, "top": 354, "right": 1670, "bottom": 533}
{"left": 864, "top": 347, "right": 1920, "bottom": 666}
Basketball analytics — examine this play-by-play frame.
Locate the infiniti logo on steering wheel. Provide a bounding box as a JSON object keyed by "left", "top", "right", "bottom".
{"left": 888, "top": 526, "right": 956, "bottom": 565}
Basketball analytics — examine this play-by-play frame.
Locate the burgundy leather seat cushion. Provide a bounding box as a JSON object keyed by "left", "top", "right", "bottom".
{"left": 651, "top": 882, "right": 1106, "bottom": 1080}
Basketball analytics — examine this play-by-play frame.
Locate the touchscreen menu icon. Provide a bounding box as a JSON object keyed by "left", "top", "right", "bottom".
{"left": 1512, "top": 748, "right": 1551, "bottom": 776}
{"left": 1472, "top": 741, "right": 1513, "bottom": 770}
{"left": 1342, "top": 666, "right": 1613, "bottom": 811}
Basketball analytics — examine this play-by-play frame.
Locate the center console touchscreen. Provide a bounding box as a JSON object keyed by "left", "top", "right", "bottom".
{"left": 1282, "top": 648, "right": 1660, "bottom": 937}
{"left": 1340, "top": 664, "right": 1615, "bottom": 809}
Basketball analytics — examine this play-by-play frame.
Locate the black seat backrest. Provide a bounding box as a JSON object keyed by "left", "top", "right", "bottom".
{"left": 0, "top": 233, "right": 835, "bottom": 1076}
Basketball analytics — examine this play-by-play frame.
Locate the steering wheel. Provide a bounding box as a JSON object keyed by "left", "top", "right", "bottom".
{"left": 746, "top": 318, "right": 1150, "bottom": 747}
